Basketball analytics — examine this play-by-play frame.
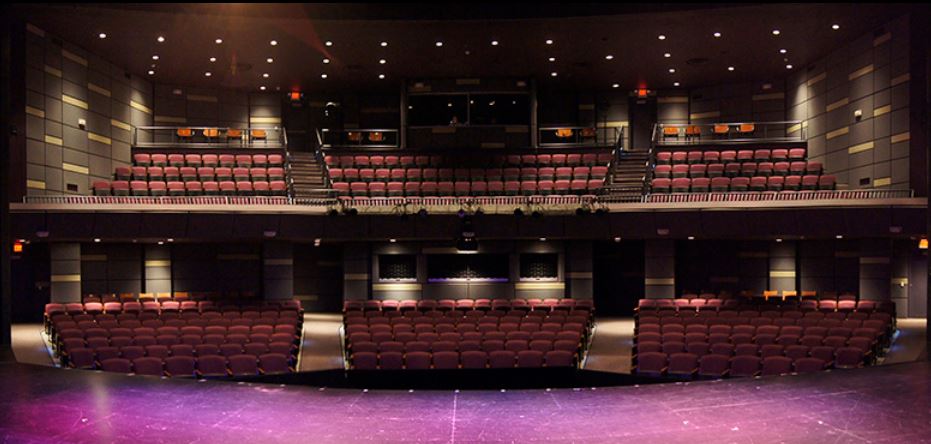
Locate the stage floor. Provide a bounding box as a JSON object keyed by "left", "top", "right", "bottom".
{"left": 1, "top": 360, "right": 931, "bottom": 443}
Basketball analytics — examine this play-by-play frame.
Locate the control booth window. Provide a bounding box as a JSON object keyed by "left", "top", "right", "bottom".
{"left": 469, "top": 94, "right": 530, "bottom": 125}
{"left": 519, "top": 253, "right": 559, "bottom": 281}
{"left": 378, "top": 255, "right": 417, "bottom": 281}
{"left": 427, "top": 254, "right": 509, "bottom": 282}
{"left": 408, "top": 95, "right": 469, "bottom": 126}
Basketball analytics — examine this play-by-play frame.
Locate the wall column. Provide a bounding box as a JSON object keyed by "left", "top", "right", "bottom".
{"left": 143, "top": 244, "right": 171, "bottom": 294}
{"left": 644, "top": 240, "right": 675, "bottom": 298}
{"left": 859, "top": 239, "right": 892, "bottom": 301}
{"left": 343, "top": 243, "right": 370, "bottom": 301}
{"left": 891, "top": 240, "right": 911, "bottom": 318}
{"left": 768, "top": 240, "right": 796, "bottom": 293}
{"left": 566, "top": 241, "right": 593, "bottom": 299}
{"left": 50, "top": 243, "right": 81, "bottom": 302}
{"left": 263, "top": 241, "right": 293, "bottom": 300}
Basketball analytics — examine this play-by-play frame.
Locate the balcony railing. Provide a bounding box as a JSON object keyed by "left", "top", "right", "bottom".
{"left": 133, "top": 126, "right": 287, "bottom": 149}
{"left": 538, "top": 126, "right": 624, "bottom": 149}
{"left": 652, "top": 121, "right": 804, "bottom": 146}
{"left": 318, "top": 129, "right": 400, "bottom": 150}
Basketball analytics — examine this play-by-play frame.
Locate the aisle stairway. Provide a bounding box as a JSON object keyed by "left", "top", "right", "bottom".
{"left": 288, "top": 152, "right": 330, "bottom": 199}
{"left": 604, "top": 150, "right": 650, "bottom": 201}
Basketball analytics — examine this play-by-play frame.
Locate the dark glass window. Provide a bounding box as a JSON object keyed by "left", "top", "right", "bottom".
{"left": 469, "top": 94, "right": 529, "bottom": 125}
{"left": 408, "top": 95, "right": 468, "bottom": 126}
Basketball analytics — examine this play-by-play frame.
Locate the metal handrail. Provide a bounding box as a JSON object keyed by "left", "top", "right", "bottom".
{"left": 319, "top": 128, "right": 400, "bottom": 149}
{"left": 538, "top": 126, "right": 622, "bottom": 148}
{"left": 652, "top": 121, "right": 804, "bottom": 146}
{"left": 133, "top": 126, "right": 287, "bottom": 149}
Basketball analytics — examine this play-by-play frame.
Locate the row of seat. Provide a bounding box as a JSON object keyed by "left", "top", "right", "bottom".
{"left": 635, "top": 353, "right": 838, "bottom": 378}
{"left": 46, "top": 300, "right": 302, "bottom": 317}
{"left": 651, "top": 175, "right": 836, "bottom": 193}
{"left": 133, "top": 153, "right": 284, "bottom": 168}
{"left": 324, "top": 153, "right": 613, "bottom": 168}
{"left": 92, "top": 180, "right": 288, "bottom": 196}
{"left": 654, "top": 162, "right": 822, "bottom": 178}
{"left": 655, "top": 148, "right": 807, "bottom": 164}
{"left": 345, "top": 298, "right": 593, "bottom": 312}
{"left": 350, "top": 349, "right": 575, "bottom": 370}
{"left": 80, "top": 291, "right": 270, "bottom": 303}
{"left": 72, "top": 353, "right": 292, "bottom": 377}
{"left": 116, "top": 166, "right": 286, "bottom": 182}
{"left": 329, "top": 166, "right": 608, "bottom": 182}
{"left": 332, "top": 179, "right": 605, "bottom": 197}
{"left": 636, "top": 298, "right": 888, "bottom": 313}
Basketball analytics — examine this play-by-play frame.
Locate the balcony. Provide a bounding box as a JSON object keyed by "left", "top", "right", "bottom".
{"left": 133, "top": 126, "right": 287, "bottom": 150}
{"left": 652, "top": 121, "right": 805, "bottom": 147}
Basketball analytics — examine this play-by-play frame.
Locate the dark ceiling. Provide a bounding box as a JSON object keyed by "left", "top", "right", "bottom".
{"left": 11, "top": 3, "right": 918, "bottom": 94}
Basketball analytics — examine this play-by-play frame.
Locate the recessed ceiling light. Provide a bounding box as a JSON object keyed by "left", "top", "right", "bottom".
{"left": 380, "top": 41, "right": 388, "bottom": 47}
{"left": 378, "top": 74, "right": 385, "bottom": 79}
{"left": 776, "top": 238, "right": 783, "bottom": 243}
{"left": 664, "top": 53, "right": 671, "bottom": 58}
{"left": 209, "top": 57, "right": 216, "bottom": 62}
{"left": 435, "top": 41, "right": 443, "bottom": 47}
{"left": 156, "top": 36, "right": 165, "bottom": 43}
{"left": 779, "top": 48, "right": 787, "bottom": 54}
{"left": 728, "top": 66, "right": 735, "bottom": 71}
{"left": 687, "top": 236, "right": 695, "bottom": 240}
{"left": 147, "top": 70, "right": 154, "bottom": 75}
{"left": 157, "top": 241, "right": 164, "bottom": 245}
{"left": 786, "top": 64, "right": 793, "bottom": 69}
{"left": 151, "top": 64, "right": 156, "bottom": 68}
{"left": 152, "top": 55, "right": 159, "bottom": 60}
{"left": 321, "top": 59, "right": 330, "bottom": 65}
{"left": 267, "top": 58, "right": 274, "bottom": 63}
{"left": 379, "top": 59, "right": 386, "bottom": 64}
{"left": 548, "top": 57, "right": 556, "bottom": 62}
{"left": 832, "top": 24, "right": 840, "bottom": 30}
{"left": 98, "top": 33, "right": 107, "bottom": 39}
{"left": 658, "top": 34, "right": 666, "bottom": 40}
{"left": 325, "top": 40, "right": 333, "bottom": 47}
{"left": 668, "top": 68, "right": 676, "bottom": 73}
{"left": 713, "top": 32, "right": 722, "bottom": 38}
{"left": 613, "top": 237, "right": 621, "bottom": 242}
{"left": 447, "top": 102, "right": 452, "bottom": 107}
{"left": 262, "top": 73, "right": 269, "bottom": 78}
{"left": 551, "top": 72, "right": 558, "bottom": 77}
{"left": 167, "top": 238, "right": 174, "bottom": 243}
{"left": 605, "top": 55, "right": 614, "bottom": 60}
{"left": 270, "top": 40, "right": 278, "bottom": 46}
{"left": 205, "top": 72, "right": 211, "bottom": 77}
{"left": 93, "top": 238, "right": 100, "bottom": 243}
{"left": 259, "top": 86, "right": 266, "bottom": 90}
{"left": 215, "top": 38, "right": 223, "bottom": 44}
{"left": 321, "top": 73, "right": 328, "bottom": 79}
{"left": 612, "top": 83, "right": 620, "bottom": 88}
{"left": 772, "top": 29, "right": 780, "bottom": 36}
{"left": 545, "top": 39, "right": 553, "bottom": 45}
{"left": 539, "top": 237, "right": 547, "bottom": 242}
{"left": 491, "top": 40, "right": 499, "bottom": 46}
{"left": 673, "top": 82, "right": 680, "bottom": 87}
{"left": 836, "top": 235, "right": 843, "bottom": 239}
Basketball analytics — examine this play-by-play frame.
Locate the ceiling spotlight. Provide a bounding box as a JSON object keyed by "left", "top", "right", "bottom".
{"left": 786, "top": 64, "right": 793, "bottom": 69}
{"left": 323, "top": 58, "right": 330, "bottom": 64}
{"left": 435, "top": 41, "right": 443, "bottom": 47}
{"left": 389, "top": 238, "right": 397, "bottom": 243}
{"left": 491, "top": 40, "right": 499, "bottom": 46}
{"left": 93, "top": 238, "right": 101, "bottom": 243}
{"left": 270, "top": 40, "right": 278, "bottom": 46}
{"left": 836, "top": 235, "right": 844, "bottom": 239}
{"left": 98, "top": 33, "right": 107, "bottom": 39}
{"left": 147, "top": 70, "right": 155, "bottom": 75}
{"left": 262, "top": 73, "right": 269, "bottom": 78}
{"left": 379, "top": 58, "right": 386, "bottom": 64}
{"left": 668, "top": 68, "right": 676, "bottom": 73}
{"left": 447, "top": 102, "right": 453, "bottom": 107}
{"left": 548, "top": 57, "right": 556, "bottom": 62}
{"left": 832, "top": 24, "right": 840, "bottom": 30}
{"left": 158, "top": 241, "right": 164, "bottom": 245}
{"left": 205, "top": 72, "right": 212, "bottom": 77}
{"left": 266, "top": 58, "right": 274, "bottom": 63}
{"left": 321, "top": 73, "right": 328, "bottom": 79}
{"left": 539, "top": 237, "right": 547, "bottom": 242}
{"left": 664, "top": 52, "right": 671, "bottom": 58}
{"left": 673, "top": 82, "right": 680, "bottom": 87}
{"left": 550, "top": 72, "right": 557, "bottom": 77}
{"left": 380, "top": 41, "right": 388, "bottom": 47}
{"left": 713, "top": 32, "right": 722, "bottom": 38}
{"left": 156, "top": 36, "right": 165, "bottom": 43}
{"left": 779, "top": 48, "right": 787, "bottom": 54}
{"left": 772, "top": 29, "right": 780, "bottom": 36}
{"left": 378, "top": 74, "right": 385, "bottom": 79}
{"left": 612, "top": 83, "right": 620, "bottom": 88}
{"left": 605, "top": 55, "right": 614, "bottom": 60}
{"left": 325, "top": 40, "right": 333, "bottom": 47}
{"left": 259, "top": 86, "right": 266, "bottom": 90}
{"left": 545, "top": 39, "right": 553, "bottom": 45}
{"left": 613, "top": 237, "right": 621, "bottom": 242}
{"left": 152, "top": 55, "right": 159, "bottom": 60}
{"left": 209, "top": 57, "right": 216, "bottom": 62}
{"left": 658, "top": 34, "right": 666, "bottom": 40}
{"left": 215, "top": 38, "right": 223, "bottom": 44}
{"left": 687, "top": 236, "right": 695, "bottom": 240}
{"left": 728, "top": 66, "right": 735, "bottom": 71}
{"left": 776, "top": 238, "right": 783, "bottom": 243}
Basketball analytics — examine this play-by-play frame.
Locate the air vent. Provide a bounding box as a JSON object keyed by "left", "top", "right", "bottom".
{"left": 686, "top": 57, "right": 709, "bottom": 66}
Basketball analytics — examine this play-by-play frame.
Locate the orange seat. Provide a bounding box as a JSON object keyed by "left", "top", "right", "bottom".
{"left": 713, "top": 124, "right": 730, "bottom": 135}
{"left": 368, "top": 132, "right": 384, "bottom": 142}
{"left": 800, "top": 290, "right": 818, "bottom": 300}
{"left": 781, "top": 290, "right": 798, "bottom": 300}
{"left": 580, "top": 127, "right": 596, "bottom": 138}
{"left": 347, "top": 132, "right": 362, "bottom": 142}
{"left": 555, "top": 128, "right": 574, "bottom": 138}
{"left": 738, "top": 123, "right": 755, "bottom": 134}
{"left": 251, "top": 129, "right": 268, "bottom": 142}
{"left": 226, "top": 128, "right": 243, "bottom": 139}
{"left": 662, "top": 127, "right": 679, "bottom": 137}
{"left": 177, "top": 128, "right": 193, "bottom": 139}
{"left": 762, "top": 290, "right": 779, "bottom": 301}
{"left": 685, "top": 125, "right": 701, "bottom": 137}
{"left": 203, "top": 128, "right": 220, "bottom": 139}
